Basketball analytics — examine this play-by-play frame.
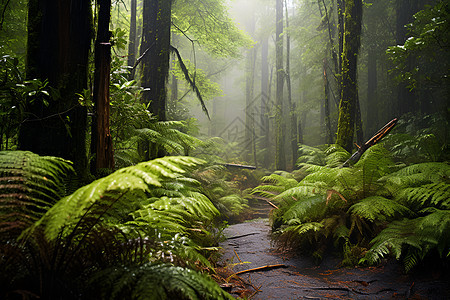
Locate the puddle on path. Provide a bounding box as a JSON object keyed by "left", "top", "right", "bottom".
{"left": 218, "top": 218, "right": 449, "bottom": 299}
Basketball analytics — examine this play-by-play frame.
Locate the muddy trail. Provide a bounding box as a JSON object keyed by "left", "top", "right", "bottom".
{"left": 217, "top": 202, "right": 449, "bottom": 299}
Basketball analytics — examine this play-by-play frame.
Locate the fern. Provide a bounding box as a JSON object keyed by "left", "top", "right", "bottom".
{"left": 281, "top": 195, "right": 327, "bottom": 222}
{"left": 251, "top": 173, "right": 298, "bottom": 199}
{"left": 381, "top": 162, "right": 450, "bottom": 190}
{"left": 399, "top": 182, "right": 450, "bottom": 210}
{"left": 296, "top": 144, "right": 326, "bottom": 166}
{"left": 348, "top": 196, "right": 414, "bottom": 222}
{"left": 0, "top": 151, "right": 73, "bottom": 234}
{"left": 324, "top": 144, "right": 350, "bottom": 167}
{"left": 362, "top": 208, "right": 450, "bottom": 272}
{"left": 90, "top": 262, "right": 233, "bottom": 300}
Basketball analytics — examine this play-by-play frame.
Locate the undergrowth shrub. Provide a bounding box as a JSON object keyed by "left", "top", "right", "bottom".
{"left": 252, "top": 140, "right": 450, "bottom": 272}
{"left": 0, "top": 151, "right": 232, "bottom": 299}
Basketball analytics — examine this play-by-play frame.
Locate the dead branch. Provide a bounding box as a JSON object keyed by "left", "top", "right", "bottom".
{"left": 222, "top": 163, "right": 256, "bottom": 170}
{"left": 252, "top": 195, "right": 279, "bottom": 209}
{"left": 227, "top": 232, "right": 260, "bottom": 240}
{"left": 234, "top": 264, "right": 287, "bottom": 276}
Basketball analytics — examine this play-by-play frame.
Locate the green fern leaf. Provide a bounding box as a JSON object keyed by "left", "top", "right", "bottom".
{"left": 0, "top": 151, "right": 73, "bottom": 233}
{"left": 349, "top": 196, "right": 414, "bottom": 222}
{"left": 400, "top": 182, "right": 450, "bottom": 209}
{"left": 281, "top": 195, "right": 326, "bottom": 222}
{"left": 90, "top": 263, "right": 233, "bottom": 300}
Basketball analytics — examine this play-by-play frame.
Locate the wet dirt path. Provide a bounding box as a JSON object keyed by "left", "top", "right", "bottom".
{"left": 218, "top": 218, "right": 449, "bottom": 299}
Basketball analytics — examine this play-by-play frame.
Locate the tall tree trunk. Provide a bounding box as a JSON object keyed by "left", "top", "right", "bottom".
{"left": 91, "top": 0, "right": 114, "bottom": 173}
{"left": 323, "top": 59, "right": 332, "bottom": 144}
{"left": 244, "top": 12, "right": 256, "bottom": 162}
{"left": 127, "top": 0, "right": 137, "bottom": 80}
{"left": 140, "top": 0, "right": 172, "bottom": 159}
{"left": 366, "top": 48, "right": 378, "bottom": 134}
{"left": 20, "top": 0, "right": 91, "bottom": 177}
{"left": 285, "top": 0, "right": 297, "bottom": 167}
{"left": 337, "top": 0, "right": 345, "bottom": 94}
{"left": 395, "top": 0, "right": 420, "bottom": 116}
{"left": 260, "top": 37, "right": 270, "bottom": 168}
{"left": 275, "top": 0, "right": 286, "bottom": 170}
{"left": 336, "top": 0, "right": 363, "bottom": 152}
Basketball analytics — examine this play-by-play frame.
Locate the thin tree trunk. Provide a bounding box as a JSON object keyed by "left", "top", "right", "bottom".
{"left": 285, "top": 0, "right": 297, "bottom": 167}
{"left": 245, "top": 12, "right": 256, "bottom": 162}
{"left": 91, "top": 0, "right": 114, "bottom": 172}
{"left": 323, "top": 59, "right": 332, "bottom": 144}
{"left": 336, "top": 0, "right": 363, "bottom": 152}
{"left": 366, "top": 48, "right": 377, "bottom": 134}
{"left": 127, "top": 0, "right": 137, "bottom": 80}
{"left": 275, "top": 0, "right": 286, "bottom": 170}
{"left": 260, "top": 37, "right": 270, "bottom": 168}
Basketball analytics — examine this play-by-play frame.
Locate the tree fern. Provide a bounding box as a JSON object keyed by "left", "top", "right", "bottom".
{"left": 324, "top": 144, "right": 350, "bottom": 167}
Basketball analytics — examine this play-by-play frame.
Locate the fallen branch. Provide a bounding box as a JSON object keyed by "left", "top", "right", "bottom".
{"left": 252, "top": 196, "right": 279, "bottom": 209}
{"left": 227, "top": 232, "right": 260, "bottom": 240}
{"left": 234, "top": 264, "right": 287, "bottom": 276}
{"left": 222, "top": 163, "right": 257, "bottom": 170}
{"left": 342, "top": 118, "right": 398, "bottom": 167}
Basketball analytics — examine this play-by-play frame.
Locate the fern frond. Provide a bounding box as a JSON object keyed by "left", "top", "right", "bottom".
{"left": 0, "top": 151, "right": 73, "bottom": 234}
{"left": 251, "top": 173, "right": 298, "bottom": 199}
{"left": 399, "top": 182, "right": 450, "bottom": 209}
{"left": 296, "top": 144, "right": 326, "bottom": 166}
{"left": 283, "top": 221, "right": 324, "bottom": 236}
{"left": 348, "top": 196, "right": 414, "bottom": 222}
{"left": 324, "top": 144, "right": 350, "bottom": 167}
{"left": 382, "top": 162, "right": 450, "bottom": 189}
{"left": 281, "top": 195, "right": 326, "bottom": 222}
{"left": 90, "top": 262, "right": 232, "bottom": 300}
{"left": 26, "top": 156, "right": 205, "bottom": 240}
{"left": 362, "top": 209, "right": 450, "bottom": 271}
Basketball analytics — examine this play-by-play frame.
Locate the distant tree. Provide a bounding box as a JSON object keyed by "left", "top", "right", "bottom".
{"left": 275, "top": 0, "right": 286, "bottom": 170}
{"left": 19, "top": 0, "right": 92, "bottom": 177}
{"left": 127, "top": 0, "right": 137, "bottom": 80}
{"left": 336, "top": 0, "right": 363, "bottom": 152}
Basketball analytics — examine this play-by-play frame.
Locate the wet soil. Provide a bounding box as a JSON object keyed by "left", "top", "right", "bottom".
{"left": 217, "top": 204, "right": 449, "bottom": 299}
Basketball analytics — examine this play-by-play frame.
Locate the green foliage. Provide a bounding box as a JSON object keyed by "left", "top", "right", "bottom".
{"left": 362, "top": 208, "right": 450, "bottom": 272}
{"left": 386, "top": 1, "right": 449, "bottom": 91}
{"left": 192, "top": 164, "right": 250, "bottom": 221}
{"left": 0, "top": 152, "right": 229, "bottom": 299}
{"left": 296, "top": 144, "right": 326, "bottom": 166}
{"left": 258, "top": 139, "right": 450, "bottom": 271}
{"left": 348, "top": 196, "right": 414, "bottom": 222}
{"left": 173, "top": 0, "right": 253, "bottom": 57}
{"left": 0, "top": 151, "right": 74, "bottom": 234}
{"left": 91, "top": 262, "right": 233, "bottom": 300}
